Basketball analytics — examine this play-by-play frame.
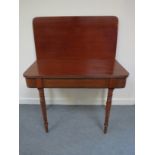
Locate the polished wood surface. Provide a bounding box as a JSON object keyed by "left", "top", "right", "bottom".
{"left": 38, "top": 88, "right": 48, "bottom": 132}
{"left": 104, "top": 88, "right": 114, "bottom": 133}
{"left": 33, "top": 16, "right": 118, "bottom": 60}
{"left": 25, "top": 78, "right": 126, "bottom": 88}
{"left": 23, "top": 16, "right": 129, "bottom": 133}
{"left": 24, "top": 59, "right": 128, "bottom": 79}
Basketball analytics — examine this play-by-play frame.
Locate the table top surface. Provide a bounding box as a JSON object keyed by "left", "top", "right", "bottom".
{"left": 24, "top": 59, "right": 128, "bottom": 79}
{"left": 24, "top": 17, "right": 129, "bottom": 80}
{"left": 33, "top": 16, "right": 118, "bottom": 61}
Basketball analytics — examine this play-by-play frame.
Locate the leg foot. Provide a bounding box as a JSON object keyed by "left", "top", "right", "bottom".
{"left": 45, "top": 123, "right": 48, "bottom": 133}
{"left": 103, "top": 88, "right": 114, "bottom": 134}
{"left": 104, "top": 126, "right": 107, "bottom": 134}
{"left": 38, "top": 88, "right": 48, "bottom": 133}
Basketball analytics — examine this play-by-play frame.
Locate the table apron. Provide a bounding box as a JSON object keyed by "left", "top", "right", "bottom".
{"left": 25, "top": 78, "right": 127, "bottom": 88}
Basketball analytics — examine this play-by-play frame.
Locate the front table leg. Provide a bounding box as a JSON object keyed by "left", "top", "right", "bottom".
{"left": 38, "top": 88, "right": 48, "bottom": 133}
{"left": 104, "top": 88, "right": 114, "bottom": 134}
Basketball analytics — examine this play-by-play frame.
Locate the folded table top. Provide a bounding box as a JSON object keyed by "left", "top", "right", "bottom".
{"left": 24, "top": 16, "right": 128, "bottom": 79}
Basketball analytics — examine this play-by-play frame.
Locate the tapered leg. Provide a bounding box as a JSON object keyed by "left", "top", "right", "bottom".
{"left": 104, "top": 88, "right": 114, "bottom": 134}
{"left": 38, "top": 88, "right": 48, "bottom": 133}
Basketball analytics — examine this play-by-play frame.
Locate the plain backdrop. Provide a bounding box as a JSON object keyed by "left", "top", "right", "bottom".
{"left": 2, "top": 1, "right": 155, "bottom": 155}
{"left": 19, "top": 0, "right": 135, "bottom": 105}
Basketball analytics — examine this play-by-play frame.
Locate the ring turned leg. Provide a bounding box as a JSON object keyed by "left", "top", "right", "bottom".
{"left": 104, "top": 88, "right": 114, "bottom": 134}
{"left": 38, "top": 88, "right": 48, "bottom": 133}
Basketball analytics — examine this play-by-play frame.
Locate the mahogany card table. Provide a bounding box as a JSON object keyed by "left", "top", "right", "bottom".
{"left": 23, "top": 16, "right": 129, "bottom": 133}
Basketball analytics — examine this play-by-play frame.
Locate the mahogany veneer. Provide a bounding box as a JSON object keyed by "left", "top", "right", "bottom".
{"left": 23, "top": 16, "right": 129, "bottom": 133}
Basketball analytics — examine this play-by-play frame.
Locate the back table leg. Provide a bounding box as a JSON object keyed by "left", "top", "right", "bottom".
{"left": 38, "top": 88, "right": 48, "bottom": 133}
{"left": 104, "top": 88, "right": 114, "bottom": 134}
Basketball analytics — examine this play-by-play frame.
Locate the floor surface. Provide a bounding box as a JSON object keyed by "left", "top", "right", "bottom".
{"left": 19, "top": 105, "right": 135, "bottom": 155}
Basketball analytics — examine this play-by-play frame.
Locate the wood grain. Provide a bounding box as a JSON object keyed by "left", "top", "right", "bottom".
{"left": 33, "top": 16, "right": 118, "bottom": 60}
